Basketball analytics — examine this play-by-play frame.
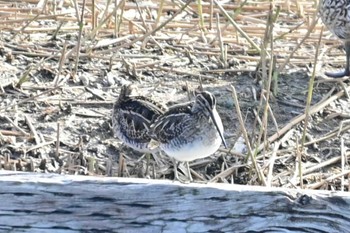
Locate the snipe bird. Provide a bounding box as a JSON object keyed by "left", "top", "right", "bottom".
{"left": 112, "top": 84, "right": 166, "bottom": 175}
{"left": 320, "top": 0, "right": 350, "bottom": 78}
{"left": 150, "top": 91, "right": 227, "bottom": 182}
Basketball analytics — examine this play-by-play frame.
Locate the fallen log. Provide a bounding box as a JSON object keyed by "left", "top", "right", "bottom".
{"left": 0, "top": 171, "right": 349, "bottom": 232}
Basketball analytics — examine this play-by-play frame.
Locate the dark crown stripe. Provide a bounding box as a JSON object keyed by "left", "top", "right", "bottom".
{"left": 196, "top": 91, "right": 216, "bottom": 110}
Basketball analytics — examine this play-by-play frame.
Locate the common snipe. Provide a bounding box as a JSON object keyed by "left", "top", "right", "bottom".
{"left": 112, "top": 84, "right": 166, "bottom": 175}
{"left": 150, "top": 91, "right": 227, "bottom": 182}
{"left": 320, "top": 0, "right": 350, "bottom": 78}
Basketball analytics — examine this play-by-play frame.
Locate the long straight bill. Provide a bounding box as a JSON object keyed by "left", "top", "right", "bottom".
{"left": 209, "top": 110, "right": 227, "bottom": 149}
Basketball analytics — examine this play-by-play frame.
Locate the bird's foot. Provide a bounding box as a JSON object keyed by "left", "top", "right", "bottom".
{"left": 325, "top": 69, "right": 350, "bottom": 78}
{"left": 173, "top": 174, "right": 191, "bottom": 184}
{"left": 173, "top": 167, "right": 192, "bottom": 184}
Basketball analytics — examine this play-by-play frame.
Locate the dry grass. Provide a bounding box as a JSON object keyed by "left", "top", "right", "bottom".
{"left": 0, "top": 0, "right": 349, "bottom": 191}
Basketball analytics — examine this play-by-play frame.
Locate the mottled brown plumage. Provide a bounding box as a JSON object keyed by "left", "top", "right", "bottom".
{"left": 112, "top": 84, "right": 166, "bottom": 174}
{"left": 320, "top": 0, "right": 350, "bottom": 77}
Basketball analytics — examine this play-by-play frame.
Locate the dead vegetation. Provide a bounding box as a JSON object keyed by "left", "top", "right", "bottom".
{"left": 0, "top": 0, "right": 349, "bottom": 191}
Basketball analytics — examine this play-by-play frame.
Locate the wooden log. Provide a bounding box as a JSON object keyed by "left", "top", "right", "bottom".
{"left": 0, "top": 171, "right": 349, "bottom": 232}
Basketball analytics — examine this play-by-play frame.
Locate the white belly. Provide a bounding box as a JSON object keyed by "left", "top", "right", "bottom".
{"left": 160, "top": 109, "right": 224, "bottom": 162}
{"left": 161, "top": 109, "right": 224, "bottom": 162}
{"left": 161, "top": 137, "right": 222, "bottom": 162}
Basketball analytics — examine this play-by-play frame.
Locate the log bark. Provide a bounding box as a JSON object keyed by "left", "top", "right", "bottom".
{"left": 0, "top": 171, "right": 349, "bottom": 232}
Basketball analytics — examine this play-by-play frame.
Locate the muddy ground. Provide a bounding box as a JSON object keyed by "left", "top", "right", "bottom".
{"left": 0, "top": 0, "right": 349, "bottom": 190}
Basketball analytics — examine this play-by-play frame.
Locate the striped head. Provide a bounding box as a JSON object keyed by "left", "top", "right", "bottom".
{"left": 193, "top": 91, "right": 227, "bottom": 148}
{"left": 193, "top": 91, "right": 217, "bottom": 114}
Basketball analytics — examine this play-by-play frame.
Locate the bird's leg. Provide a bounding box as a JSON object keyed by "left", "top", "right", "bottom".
{"left": 325, "top": 40, "right": 350, "bottom": 78}
{"left": 172, "top": 159, "right": 191, "bottom": 183}
{"left": 172, "top": 158, "right": 179, "bottom": 181}
{"left": 145, "top": 153, "right": 150, "bottom": 176}
{"left": 150, "top": 150, "right": 164, "bottom": 167}
{"left": 185, "top": 162, "right": 193, "bottom": 182}
{"left": 345, "top": 41, "right": 350, "bottom": 76}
